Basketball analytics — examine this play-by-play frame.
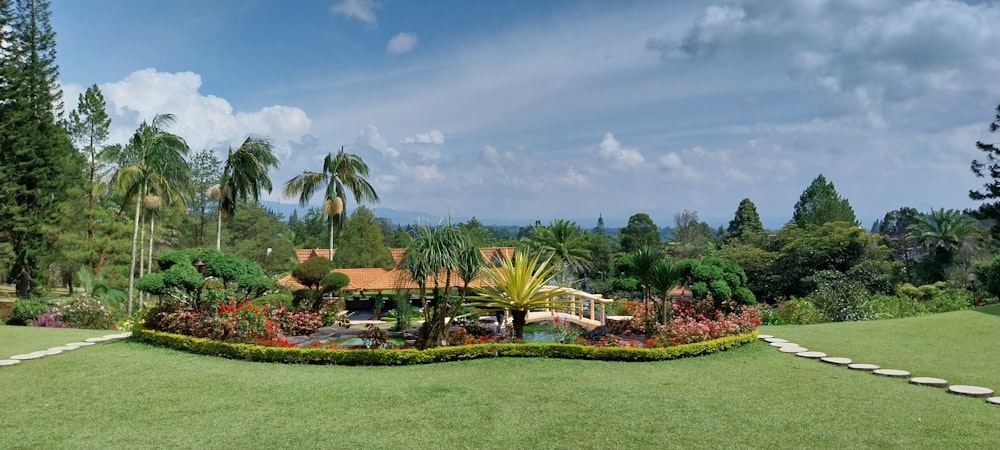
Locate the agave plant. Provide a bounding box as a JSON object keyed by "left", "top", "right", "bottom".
{"left": 468, "top": 250, "right": 573, "bottom": 339}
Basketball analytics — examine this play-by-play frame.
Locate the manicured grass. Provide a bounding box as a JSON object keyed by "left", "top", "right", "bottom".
{"left": 2, "top": 327, "right": 999, "bottom": 448}
{"left": 761, "top": 304, "right": 1000, "bottom": 388}
{"left": 0, "top": 325, "right": 115, "bottom": 356}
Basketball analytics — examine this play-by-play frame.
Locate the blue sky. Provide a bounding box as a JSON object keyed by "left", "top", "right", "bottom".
{"left": 52, "top": 0, "right": 1000, "bottom": 228}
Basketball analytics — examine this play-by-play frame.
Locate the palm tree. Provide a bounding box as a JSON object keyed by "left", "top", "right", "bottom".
{"left": 215, "top": 136, "right": 279, "bottom": 250}
{"left": 526, "top": 219, "right": 592, "bottom": 274}
{"left": 111, "top": 114, "right": 190, "bottom": 314}
{"left": 630, "top": 245, "right": 665, "bottom": 304}
{"left": 468, "top": 250, "right": 573, "bottom": 340}
{"left": 399, "top": 223, "right": 466, "bottom": 349}
{"left": 647, "top": 260, "right": 682, "bottom": 324}
{"left": 283, "top": 147, "right": 378, "bottom": 260}
{"left": 906, "top": 208, "right": 979, "bottom": 282}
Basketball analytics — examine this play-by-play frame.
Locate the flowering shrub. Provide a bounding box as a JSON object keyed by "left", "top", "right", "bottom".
{"left": 217, "top": 299, "right": 278, "bottom": 343}
{"left": 552, "top": 316, "right": 581, "bottom": 344}
{"left": 268, "top": 307, "right": 323, "bottom": 336}
{"left": 33, "top": 311, "right": 71, "bottom": 328}
{"left": 448, "top": 327, "right": 476, "bottom": 346}
{"left": 646, "top": 304, "right": 761, "bottom": 346}
{"left": 59, "top": 294, "right": 116, "bottom": 329}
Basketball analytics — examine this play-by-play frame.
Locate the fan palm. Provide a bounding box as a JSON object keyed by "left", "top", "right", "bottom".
{"left": 215, "top": 136, "right": 279, "bottom": 250}
{"left": 647, "top": 260, "right": 682, "bottom": 324}
{"left": 906, "top": 208, "right": 980, "bottom": 282}
{"left": 283, "top": 147, "right": 378, "bottom": 260}
{"left": 111, "top": 114, "right": 190, "bottom": 314}
{"left": 468, "top": 250, "right": 573, "bottom": 339}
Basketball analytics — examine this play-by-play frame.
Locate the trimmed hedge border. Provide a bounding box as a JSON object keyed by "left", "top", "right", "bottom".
{"left": 131, "top": 328, "right": 758, "bottom": 365}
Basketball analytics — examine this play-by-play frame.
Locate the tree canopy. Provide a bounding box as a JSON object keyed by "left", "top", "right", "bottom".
{"left": 791, "top": 174, "right": 857, "bottom": 228}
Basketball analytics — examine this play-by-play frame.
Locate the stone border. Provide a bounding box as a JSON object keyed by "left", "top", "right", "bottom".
{"left": 763, "top": 335, "right": 998, "bottom": 405}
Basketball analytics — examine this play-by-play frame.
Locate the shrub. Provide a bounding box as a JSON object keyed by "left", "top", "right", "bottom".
{"left": 758, "top": 305, "right": 787, "bottom": 325}
{"left": 292, "top": 256, "right": 334, "bottom": 290}
{"left": 33, "top": 311, "right": 71, "bottom": 328}
{"left": 216, "top": 299, "right": 279, "bottom": 344}
{"left": 925, "top": 289, "right": 972, "bottom": 313}
{"left": 867, "top": 294, "right": 928, "bottom": 320}
{"left": 8, "top": 299, "right": 49, "bottom": 325}
{"left": 321, "top": 272, "right": 350, "bottom": 293}
{"left": 254, "top": 293, "right": 295, "bottom": 309}
{"left": 807, "top": 277, "right": 873, "bottom": 322}
{"left": 772, "top": 298, "right": 827, "bottom": 324}
{"left": 268, "top": 307, "right": 323, "bottom": 336}
{"left": 58, "top": 294, "right": 116, "bottom": 329}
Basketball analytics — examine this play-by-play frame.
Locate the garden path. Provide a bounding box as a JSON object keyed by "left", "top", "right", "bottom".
{"left": 0, "top": 332, "right": 131, "bottom": 366}
{"left": 758, "top": 334, "right": 1000, "bottom": 405}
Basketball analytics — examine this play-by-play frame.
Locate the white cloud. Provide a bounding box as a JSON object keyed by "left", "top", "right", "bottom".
{"left": 401, "top": 129, "right": 443, "bottom": 144}
{"left": 411, "top": 164, "right": 443, "bottom": 181}
{"left": 659, "top": 152, "right": 684, "bottom": 170}
{"left": 560, "top": 166, "right": 588, "bottom": 188}
{"left": 481, "top": 145, "right": 500, "bottom": 165}
{"left": 97, "top": 68, "right": 311, "bottom": 159}
{"left": 387, "top": 32, "right": 418, "bottom": 55}
{"left": 597, "top": 133, "right": 644, "bottom": 170}
{"left": 331, "top": 0, "right": 378, "bottom": 25}
{"left": 356, "top": 124, "right": 400, "bottom": 158}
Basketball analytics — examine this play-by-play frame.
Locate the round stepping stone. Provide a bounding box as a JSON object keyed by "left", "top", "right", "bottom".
{"left": 848, "top": 363, "right": 880, "bottom": 371}
{"left": 873, "top": 369, "right": 910, "bottom": 378}
{"left": 65, "top": 342, "right": 95, "bottom": 347}
{"left": 764, "top": 338, "right": 788, "bottom": 343}
{"left": 820, "top": 357, "right": 852, "bottom": 365}
{"left": 778, "top": 346, "right": 808, "bottom": 353}
{"left": 770, "top": 342, "right": 800, "bottom": 347}
{"left": 987, "top": 397, "right": 1000, "bottom": 405}
{"left": 9, "top": 353, "right": 45, "bottom": 360}
{"left": 948, "top": 385, "right": 995, "bottom": 398}
{"left": 796, "top": 351, "right": 827, "bottom": 358}
{"left": 38, "top": 348, "right": 63, "bottom": 356}
{"left": 757, "top": 334, "right": 773, "bottom": 340}
{"left": 0, "top": 359, "right": 21, "bottom": 366}
{"left": 85, "top": 336, "right": 113, "bottom": 343}
{"left": 103, "top": 333, "right": 128, "bottom": 339}
{"left": 909, "top": 377, "right": 948, "bottom": 387}
{"left": 48, "top": 346, "right": 77, "bottom": 352}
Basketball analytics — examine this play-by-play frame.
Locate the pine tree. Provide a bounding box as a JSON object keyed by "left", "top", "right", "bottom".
{"left": 67, "top": 84, "right": 111, "bottom": 270}
{"left": 727, "top": 198, "right": 764, "bottom": 242}
{"left": 0, "top": 0, "right": 79, "bottom": 297}
{"left": 330, "top": 206, "right": 394, "bottom": 268}
{"left": 970, "top": 104, "right": 1000, "bottom": 238}
{"left": 791, "top": 174, "right": 856, "bottom": 228}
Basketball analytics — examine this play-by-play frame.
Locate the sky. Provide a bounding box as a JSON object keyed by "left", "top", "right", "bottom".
{"left": 51, "top": 0, "right": 1000, "bottom": 228}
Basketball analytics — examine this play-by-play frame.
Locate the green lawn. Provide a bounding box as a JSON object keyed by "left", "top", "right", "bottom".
{"left": 761, "top": 304, "right": 1000, "bottom": 388}
{"left": 1, "top": 309, "right": 999, "bottom": 449}
{"left": 0, "top": 325, "right": 115, "bottom": 356}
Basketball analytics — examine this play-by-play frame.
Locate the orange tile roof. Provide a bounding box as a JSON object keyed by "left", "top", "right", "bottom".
{"left": 294, "top": 248, "right": 334, "bottom": 263}
{"left": 295, "top": 247, "right": 515, "bottom": 265}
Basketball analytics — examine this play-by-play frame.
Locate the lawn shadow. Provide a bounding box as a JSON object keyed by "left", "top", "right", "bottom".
{"left": 970, "top": 303, "right": 1000, "bottom": 316}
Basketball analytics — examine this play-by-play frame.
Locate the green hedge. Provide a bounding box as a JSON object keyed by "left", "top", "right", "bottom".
{"left": 132, "top": 328, "right": 757, "bottom": 365}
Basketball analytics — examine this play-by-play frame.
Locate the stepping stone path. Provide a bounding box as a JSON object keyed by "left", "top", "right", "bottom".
{"left": 2, "top": 332, "right": 130, "bottom": 368}
{"left": 873, "top": 369, "right": 910, "bottom": 378}
{"left": 820, "top": 357, "right": 852, "bottom": 365}
{"left": 778, "top": 346, "right": 808, "bottom": 353}
{"left": 948, "top": 385, "right": 994, "bottom": 398}
{"left": 909, "top": 377, "right": 948, "bottom": 387}
{"left": 764, "top": 335, "right": 997, "bottom": 405}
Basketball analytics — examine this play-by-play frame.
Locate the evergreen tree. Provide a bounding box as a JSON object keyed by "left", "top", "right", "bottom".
{"left": 970, "top": 104, "right": 1000, "bottom": 238}
{"left": 66, "top": 84, "right": 111, "bottom": 264}
{"left": 0, "top": 0, "right": 79, "bottom": 297}
{"left": 727, "top": 198, "right": 764, "bottom": 242}
{"left": 330, "top": 206, "right": 394, "bottom": 268}
{"left": 791, "top": 174, "right": 857, "bottom": 228}
{"left": 187, "top": 148, "right": 220, "bottom": 248}
{"left": 619, "top": 213, "right": 660, "bottom": 253}
{"left": 593, "top": 214, "right": 606, "bottom": 236}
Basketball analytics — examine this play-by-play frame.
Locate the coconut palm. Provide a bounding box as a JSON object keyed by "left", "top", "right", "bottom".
{"left": 283, "top": 147, "right": 378, "bottom": 260}
{"left": 214, "top": 136, "right": 279, "bottom": 250}
{"left": 111, "top": 114, "right": 191, "bottom": 314}
{"left": 468, "top": 250, "right": 573, "bottom": 340}
{"left": 526, "top": 219, "right": 592, "bottom": 274}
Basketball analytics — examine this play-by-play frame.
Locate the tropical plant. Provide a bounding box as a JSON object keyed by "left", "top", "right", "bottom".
{"left": 110, "top": 113, "right": 191, "bottom": 314}
{"left": 398, "top": 224, "right": 468, "bottom": 349}
{"left": 906, "top": 208, "right": 979, "bottom": 283}
{"left": 468, "top": 250, "right": 573, "bottom": 339}
{"left": 526, "top": 219, "right": 592, "bottom": 274}
{"left": 648, "top": 260, "right": 682, "bottom": 324}
{"left": 283, "top": 147, "right": 379, "bottom": 261}
{"left": 214, "top": 136, "right": 279, "bottom": 250}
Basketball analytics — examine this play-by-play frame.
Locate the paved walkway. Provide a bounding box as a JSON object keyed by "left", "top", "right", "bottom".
{"left": 0, "top": 332, "right": 131, "bottom": 366}
{"left": 758, "top": 334, "right": 999, "bottom": 405}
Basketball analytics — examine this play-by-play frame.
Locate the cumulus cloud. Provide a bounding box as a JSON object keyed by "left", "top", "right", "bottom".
{"left": 97, "top": 68, "right": 311, "bottom": 159}
{"left": 331, "top": 0, "right": 378, "bottom": 25}
{"left": 356, "top": 124, "right": 400, "bottom": 158}
{"left": 387, "top": 32, "right": 418, "bottom": 55}
{"left": 401, "top": 129, "right": 443, "bottom": 145}
{"left": 560, "top": 166, "right": 588, "bottom": 188}
{"left": 597, "top": 133, "right": 644, "bottom": 170}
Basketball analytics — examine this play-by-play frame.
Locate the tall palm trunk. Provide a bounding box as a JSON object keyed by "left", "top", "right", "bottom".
{"left": 328, "top": 215, "right": 335, "bottom": 261}
{"left": 138, "top": 218, "right": 145, "bottom": 305}
{"left": 216, "top": 207, "right": 223, "bottom": 251}
{"left": 143, "top": 215, "right": 155, "bottom": 309}
{"left": 126, "top": 185, "right": 144, "bottom": 315}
